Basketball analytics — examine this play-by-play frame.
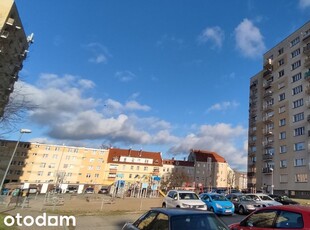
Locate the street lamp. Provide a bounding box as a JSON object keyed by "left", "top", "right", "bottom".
{"left": 0, "top": 129, "right": 31, "bottom": 193}
{"left": 269, "top": 167, "right": 274, "bottom": 195}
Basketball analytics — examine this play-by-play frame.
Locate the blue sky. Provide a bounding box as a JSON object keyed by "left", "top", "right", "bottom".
{"left": 5, "top": 0, "right": 310, "bottom": 171}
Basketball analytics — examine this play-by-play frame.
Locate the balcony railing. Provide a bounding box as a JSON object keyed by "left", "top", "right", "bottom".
{"left": 303, "top": 30, "right": 310, "bottom": 42}
{"left": 247, "top": 172, "right": 256, "bottom": 177}
{"left": 262, "top": 167, "right": 273, "bottom": 174}
{"left": 304, "top": 44, "right": 310, "bottom": 55}
{"left": 263, "top": 154, "right": 273, "bottom": 161}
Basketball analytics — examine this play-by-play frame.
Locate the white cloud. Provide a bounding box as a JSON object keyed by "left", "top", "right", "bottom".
{"left": 84, "top": 42, "right": 110, "bottom": 64}
{"left": 115, "top": 71, "right": 136, "bottom": 82}
{"left": 198, "top": 26, "right": 225, "bottom": 49}
{"left": 206, "top": 101, "right": 239, "bottom": 113}
{"left": 235, "top": 19, "right": 266, "bottom": 58}
{"left": 299, "top": 0, "right": 310, "bottom": 8}
{"left": 168, "top": 123, "right": 248, "bottom": 170}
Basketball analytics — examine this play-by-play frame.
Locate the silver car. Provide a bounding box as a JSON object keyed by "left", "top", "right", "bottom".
{"left": 246, "top": 193, "right": 282, "bottom": 207}
{"left": 226, "top": 193, "right": 264, "bottom": 215}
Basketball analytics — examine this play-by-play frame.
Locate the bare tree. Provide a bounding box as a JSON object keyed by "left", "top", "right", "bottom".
{"left": 165, "top": 170, "right": 190, "bottom": 189}
{"left": 0, "top": 89, "right": 37, "bottom": 136}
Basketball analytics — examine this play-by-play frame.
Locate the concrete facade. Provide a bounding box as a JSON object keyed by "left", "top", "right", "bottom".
{"left": 248, "top": 21, "right": 310, "bottom": 198}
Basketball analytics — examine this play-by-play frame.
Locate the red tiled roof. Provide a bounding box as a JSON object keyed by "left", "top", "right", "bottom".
{"left": 107, "top": 148, "right": 163, "bottom": 166}
{"left": 190, "top": 149, "right": 226, "bottom": 163}
{"left": 163, "top": 159, "right": 194, "bottom": 167}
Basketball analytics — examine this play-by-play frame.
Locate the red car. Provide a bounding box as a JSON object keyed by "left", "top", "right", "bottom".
{"left": 229, "top": 205, "right": 310, "bottom": 230}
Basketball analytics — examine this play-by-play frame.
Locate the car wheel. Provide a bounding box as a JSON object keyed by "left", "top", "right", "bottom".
{"left": 239, "top": 206, "right": 245, "bottom": 215}
{"left": 162, "top": 203, "right": 166, "bottom": 208}
{"left": 210, "top": 207, "right": 214, "bottom": 212}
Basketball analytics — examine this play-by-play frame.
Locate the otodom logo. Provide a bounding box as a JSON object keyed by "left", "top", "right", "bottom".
{"left": 4, "top": 213, "right": 76, "bottom": 227}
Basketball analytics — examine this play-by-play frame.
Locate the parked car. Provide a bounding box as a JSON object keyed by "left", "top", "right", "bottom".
{"left": 66, "top": 187, "right": 78, "bottom": 193}
{"left": 84, "top": 187, "right": 94, "bottom": 194}
{"left": 1, "top": 188, "right": 10, "bottom": 195}
{"left": 162, "top": 190, "right": 207, "bottom": 210}
{"left": 268, "top": 194, "right": 299, "bottom": 205}
{"left": 229, "top": 205, "right": 310, "bottom": 230}
{"left": 98, "top": 187, "right": 109, "bottom": 194}
{"left": 122, "top": 208, "right": 229, "bottom": 230}
{"left": 245, "top": 193, "right": 282, "bottom": 207}
{"left": 199, "top": 193, "right": 235, "bottom": 215}
{"left": 226, "top": 193, "right": 264, "bottom": 215}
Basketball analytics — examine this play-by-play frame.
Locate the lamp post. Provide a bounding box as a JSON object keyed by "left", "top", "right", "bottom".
{"left": 0, "top": 129, "right": 31, "bottom": 193}
{"left": 270, "top": 167, "right": 274, "bottom": 195}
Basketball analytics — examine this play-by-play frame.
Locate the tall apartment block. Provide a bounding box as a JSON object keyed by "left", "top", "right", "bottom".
{"left": 0, "top": 0, "right": 32, "bottom": 117}
{"left": 248, "top": 21, "right": 310, "bottom": 198}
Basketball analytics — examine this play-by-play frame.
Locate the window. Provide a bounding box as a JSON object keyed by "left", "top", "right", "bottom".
{"left": 136, "top": 166, "right": 140, "bottom": 170}
{"left": 278, "top": 47, "right": 284, "bottom": 55}
{"left": 280, "top": 145, "right": 287, "bottom": 154}
{"left": 292, "top": 73, "right": 302, "bottom": 82}
{"left": 40, "top": 163, "right": 46, "bottom": 168}
{"left": 244, "top": 210, "right": 277, "bottom": 228}
{"left": 293, "top": 112, "right": 304, "bottom": 122}
{"left": 293, "top": 99, "right": 303, "bottom": 108}
{"left": 86, "top": 174, "right": 91, "bottom": 178}
{"left": 278, "top": 59, "right": 284, "bottom": 66}
{"left": 295, "top": 174, "right": 307, "bottom": 182}
{"left": 279, "top": 118, "right": 286, "bottom": 126}
{"left": 279, "top": 132, "right": 286, "bottom": 140}
{"left": 52, "top": 154, "right": 58, "bottom": 159}
{"left": 279, "top": 93, "right": 285, "bottom": 101}
{"left": 278, "top": 70, "right": 284, "bottom": 78}
{"left": 88, "top": 166, "right": 93, "bottom": 170}
{"left": 94, "top": 174, "right": 99, "bottom": 178}
{"left": 280, "top": 160, "right": 287, "bottom": 168}
{"left": 276, "top": 211, "right": 303, "bottom": 228}
{"left": 65, "top": 156, "right": 70, "bottom": 160}
{"left": 291, "top": 60, "right": 301, "bottom": 70}
{"left": 280, "top": 174, "right": 288, "bottom": 183}
{"left": 294, "top": 142, "right": 305, "bottom": 151}
{"left": 89, "top": 158, "right": 95, "bottom": 162}
{"left": 38, "top": 171, "right": 43, "bottom": 176}
{"left": 43, "top": 154, "right": 48, "bottom": 158}
{"left": 294, "top": 127, "right": 305, "bottom": 136}
{"left": 292, "top": 85, "right": 302, "bottom": 95}
{"left": 279, "top": 106, "right": 286, "bottom": 113}
{"left": 130, "top": 166, "right": 134, "bottom": 170}
{"left": 278, "top": 82, "right": 285, "bottom": 89}
{"left": 290, "top": 37, "right": 300, "bottom": 47}
{"left": 144, "top": 167, "right": 148, "bottom": 171}
{"left": 294, "top": 158, "right": 306, "bottom": 166}
{"left": 96, "top": 166, "right": 101, "bottom": 170}
{"left": 291, "top": 48, "right": 300, "bottom": 58}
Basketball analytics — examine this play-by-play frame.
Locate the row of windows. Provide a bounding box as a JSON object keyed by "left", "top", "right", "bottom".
{"left": 280, "top": 173, "right": 307, "bottom": 183}
{"left": 280, "top": 158, "right": 307, "bottom": 168}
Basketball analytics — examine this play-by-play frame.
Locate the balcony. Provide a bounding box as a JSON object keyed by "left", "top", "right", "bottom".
{"left": 248, "top": 140, "right": 256, "bottom": 146}
{"left": 263, "top": 59, "right": 273, "bottom": 71}
{"left": 304, "top": 44, "right": 310, "bottom": 55}
{"left": 263, "top": 80, "right": 272, "bottom": 88}
{"left": 6, "top": 18, "right": 15, "bottom": 26}
{"left": 304, "top": 58, "right": 310, "bottom": 68}
{"left": 306, "top": 85, "right": 310, "bottom": 94}
{"left": 263, "top": 128, "right": 273, "bottom": 136}
{"left": 263, "top": 104, "right": 273, "bottom": 112}
{"left": 263, "top": 154, "right": 273, "bottom": 161}
{"left": 263, "top": 116, "right": 273, "bottom": 123}
{"left": 263, "top": 69, "right": 272, "bottom": 78}
{"left": 305, "top": 70, "right": 310, "bottom": 80}
{"left": 263, "top": 90, "right": 273, "bottom": 98}
{"left": 303, "top": 30, "right": 310, "bottom": 42}
{"left": 263, "top": 140, "right": 274, "bottom": 148}
{"left": 262, "top": 167, "right": 273, "bottom": 174}
{"left": 247, "top": 172, "right": 256, "bottom": 177}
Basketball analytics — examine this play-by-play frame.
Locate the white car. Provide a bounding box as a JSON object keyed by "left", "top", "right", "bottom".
{"left": 246, "top": 193, "right": 282, "bottom": 207}
{"left": 162, "top": 190, "right": 207, "bottom": 210}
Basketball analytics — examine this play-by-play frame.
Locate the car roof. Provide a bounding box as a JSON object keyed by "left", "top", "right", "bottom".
{"left": 258, "top": 205, "right": 310, "bottom": 213}
{"left": 169, "top": 190, "right": 196, "bottom": 193}
{"left": 150, "top": 208, "right": 213, "bottom": 216}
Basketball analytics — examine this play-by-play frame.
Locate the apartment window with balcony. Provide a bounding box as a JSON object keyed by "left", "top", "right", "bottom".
{"left": 278, "top": 59, "right": 284, "bottom": 66}
{"left": 291, "top": 60, "right": 301, "bottom": 70}
{"left": 279, "top": 132, "right": 286, "bottom": 140}
{"left": 290, "top": 37, "right": 300, "bottom": 47}
{"left": 279, "top": 106, "right": 286, "bottom": 114}
{"left": 292, "top": 85, "right": 302, "bottom": 95}
{"left": 291, "top": 48, "right": 300, "bottom": 58}
{"left": 278, "top": 70, "right": 284, "bottom": 78}
{"left": 292, "top": 99, "right": 303, "bottom": 108}
{"left": 295, "top": 174, "right": 307, "bottom": 183}
{"left": 292, "top": 73, "right": 302, "bottom": 82}
{"left": 279, "top": 118, "right": 286, "bottom": 127}
{"left": 280, "top": 145, "right": 287, "bottom": 154}
{"left": 294, "top": 158, "right": 306, "bottom": 167}
{"left": 280, "top": 160, "right": 287, "bottom": 168}
{"left": 293, "top": 112, "right": 304, "bottom": 122}
{"left": 294, "top": 142, "right": 305, "bottom": 151}
{"left": 279, "top": 93, "right": 285, "bottom": 101}
{"left": 294, "top": 127, "right": 305, "bottom": 136}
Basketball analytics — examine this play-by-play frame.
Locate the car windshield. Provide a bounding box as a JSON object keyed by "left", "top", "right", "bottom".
{"left": 239, "top": 195, "right": 254, "bottom": 201}
{"left": 171, "top": 214, "right": 229, "bottom": 230}
{"left": 281, "top": 196, "right": 291, "bottom": 200}
{"left": 259, "top": 195, "right": 273, "bottom": 201}
{"left": 179, "top": 193, "right": 199, "bottom": 200}
{"left": 211, "top": 194, "right": 227, "bottom": 201}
